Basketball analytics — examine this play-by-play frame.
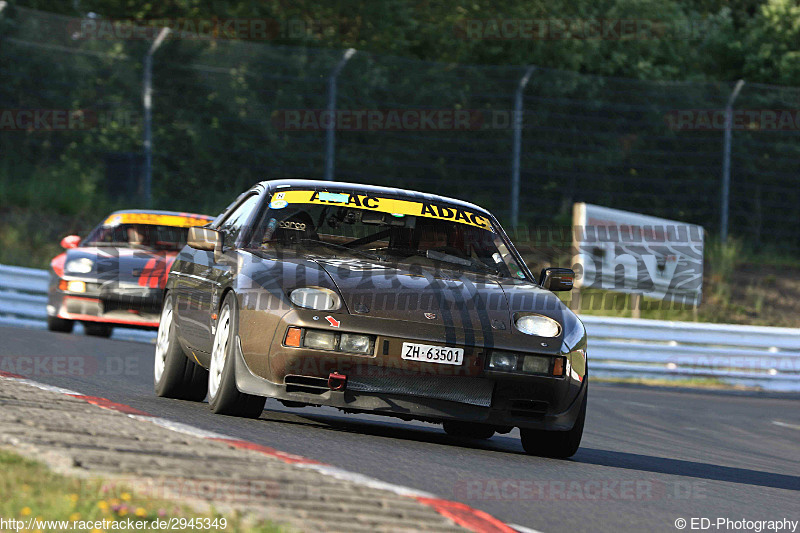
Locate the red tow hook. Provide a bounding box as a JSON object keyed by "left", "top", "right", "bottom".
{"left": 328, "top": 372, "right": 347, "bottom": 391}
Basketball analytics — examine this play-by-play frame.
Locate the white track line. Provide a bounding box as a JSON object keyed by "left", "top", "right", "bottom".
{"left": 509, "top": 525, "right": 545, "bottom": 533}
{"left": 772, "top": 420, "right": 800, "bottom": 430}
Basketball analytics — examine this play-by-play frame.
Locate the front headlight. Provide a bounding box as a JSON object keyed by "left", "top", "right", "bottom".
{"left": 66, "top": 280, "right": 86, "bottom": 293}
{"left": 339, "top": 333, "right": 372, "bottom": 354}
{"left": 303, "top": 330, "right": 337, "bottom": 350}
{"left": 522, "top": 355, "right": 551, "bottom": 374}
{"left": 65, "top": 258, "right": 93, "bottom": 274}
{"left": 488, "top": 351, "right": 518, "bottom": 371}
{"left": 515, "top": 314, "right": 561, "bottom": 337}
{"left": 289, "top": 287, "right": 340, "bottom": 310}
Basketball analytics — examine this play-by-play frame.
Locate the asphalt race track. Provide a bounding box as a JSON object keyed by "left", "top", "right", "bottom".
{"left": 1, "top": 326, "right": 798, "bottom": 533}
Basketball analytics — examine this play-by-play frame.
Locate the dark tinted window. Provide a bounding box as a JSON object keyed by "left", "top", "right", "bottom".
{"left": 219, "top": 194, "right": 260, "bottom": 245}
{"left": 83, "top": 224, "right": 190, "bottom": 251}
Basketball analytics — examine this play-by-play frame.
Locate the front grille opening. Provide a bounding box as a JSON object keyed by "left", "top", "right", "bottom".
{"left": 509, "top": 399, "right": 549, "bottom": 418}
{"left": 102, "top": 298, "right": 160, "bottom": 315}
{"left": 285, "top": 375, "right": 329, "bottom": 395}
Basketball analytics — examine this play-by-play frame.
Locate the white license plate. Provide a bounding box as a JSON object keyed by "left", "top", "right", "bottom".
{"left": 401, "top": 342, "right": 464, "bottom": 365}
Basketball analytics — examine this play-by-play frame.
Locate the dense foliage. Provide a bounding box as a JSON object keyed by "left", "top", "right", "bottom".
{"left": 2, "top": 0, "right": 799, "bottom": 253}
{"left": 15, "top": 0, "right": 800, "bottom": 84}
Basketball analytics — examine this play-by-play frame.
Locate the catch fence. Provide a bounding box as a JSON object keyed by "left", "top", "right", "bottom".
{"left": 1, "top": 6, "right": 799, "bottom": 250}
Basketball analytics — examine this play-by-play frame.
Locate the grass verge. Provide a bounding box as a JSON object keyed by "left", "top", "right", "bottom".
{"left": 593, "top": 376, "right": 759, "bottom": 391}
{"left": 0, "top": 449, "right": 285, "bottom": 533}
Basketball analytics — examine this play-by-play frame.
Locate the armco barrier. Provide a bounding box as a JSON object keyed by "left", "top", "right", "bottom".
{"left": 1, "top": 264, "right": 798, "bottom": 390}
{"left": 582, "top": 316, "right": 800, "bottom": 391}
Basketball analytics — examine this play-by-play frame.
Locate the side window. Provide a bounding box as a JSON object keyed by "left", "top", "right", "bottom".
{"left": 219, "top": 194, "right": 261, "bottom": 246}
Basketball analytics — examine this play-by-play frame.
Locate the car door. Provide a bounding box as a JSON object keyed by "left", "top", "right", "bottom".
{"left": 181, "top": 191, "right": 263, "bottom": 354}
{"left": 172, "top": 199, "right": 241, "bottom": 341}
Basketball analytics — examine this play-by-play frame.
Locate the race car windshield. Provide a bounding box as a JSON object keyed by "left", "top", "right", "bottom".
{"left": 83, "top": 224, "right": 191, "bottom": 251}
{"left": 248, "top": 201, "right": 529, "bottom": 280}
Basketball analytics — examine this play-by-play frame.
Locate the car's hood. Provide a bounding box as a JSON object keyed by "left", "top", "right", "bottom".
{"left": 240, "top": 251, "right": 579, "bottom": 342}
{"left": 62, "top": 247, "right": 178, "bottom": 287}
{"left": 314, "top": 258, "right": 569, "bottom": 331}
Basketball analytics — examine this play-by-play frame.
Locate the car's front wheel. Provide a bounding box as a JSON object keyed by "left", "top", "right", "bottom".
{"left": 208, "top": 293, "right": 265, "bottom": 418}
{"left": 443, "top": 421, "right": 495, "bottom": 439}
{"left": 154, "top": 292, "right": 208, "bottom": 401}
{"left": 47, "top": 315, "right": 74, "bottom": 333}
{"left": 520, "top": 392, "right": 586, "bottom": 459}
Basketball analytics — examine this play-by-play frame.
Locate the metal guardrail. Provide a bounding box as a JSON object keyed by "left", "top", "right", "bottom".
{"left": 0, "top": 264, "right": 49, "bottom": 293}
{"left": 1, "top": 264, "right": 798, "bottom": 390}
{"left": 582, "top": 316, "right": 800, "bottom": 391}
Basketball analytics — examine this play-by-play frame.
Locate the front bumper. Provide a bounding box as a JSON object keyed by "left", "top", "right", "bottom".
{"left": 235, "top": 308, "right": 587, "bottom": 431}
{"left": 48, "top": 275, "right": 162, "bottom": 328}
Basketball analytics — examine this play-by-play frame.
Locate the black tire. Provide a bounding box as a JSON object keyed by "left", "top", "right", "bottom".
{"left": 47, "top": 315, "right": 74, "bottom": 333}
{"left": 208, "top": 292, "right": 265, "bottom": 418}
{"left": 520, "top": 392, "right": 587, "bottom": 459}
{"left": 154, "top": 292, "right": 208, "bottom": 401}
{"left": 83, "top": 322, "right": 113, "bottom": 338}
{"left": 443, "top": 421, "right": 495, "bottom": 440}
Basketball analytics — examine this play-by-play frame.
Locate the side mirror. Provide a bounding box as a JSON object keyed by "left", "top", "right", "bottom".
{"left": 60, "top": 235, "right": 81, "bottom": 249}
{"left": 539, "top": 267, "right": 574, "bottom": 292}
{"left": 188, "top": 226, "right": 221, "bottom": 251}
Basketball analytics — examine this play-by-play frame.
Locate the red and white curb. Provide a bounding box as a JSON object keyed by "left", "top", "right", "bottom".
{"left": 0, "top": 370, "right": 535, "bottom": 533}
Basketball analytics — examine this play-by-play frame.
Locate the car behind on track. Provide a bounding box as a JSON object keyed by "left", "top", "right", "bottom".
{"left": 48, "top": 210, "right": 215, "bottom": 337}
{"left": 154, "top": 180, "right": 587, "bottom": 457}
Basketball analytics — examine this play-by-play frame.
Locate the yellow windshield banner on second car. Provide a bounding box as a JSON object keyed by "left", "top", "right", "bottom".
{"left": 273, "top": 190, "right": 493, "bottom": 231}
{"left": 104, "top": 213, "right": 213, "bottom": 228}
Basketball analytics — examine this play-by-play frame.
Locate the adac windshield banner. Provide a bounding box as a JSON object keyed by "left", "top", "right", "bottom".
{"left": 271, "top": 190, "right": 493, "bottom": 231}
{"left": 104, "top": 213, "right": 213, "bottom": 228}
